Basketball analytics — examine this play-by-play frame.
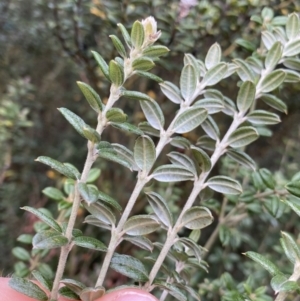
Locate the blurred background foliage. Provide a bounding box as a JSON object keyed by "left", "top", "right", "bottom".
{"left": 1, "top": 0, "right": 300, "bottom": 299}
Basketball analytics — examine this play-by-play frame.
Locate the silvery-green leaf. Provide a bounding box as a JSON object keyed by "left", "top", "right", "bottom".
{"left": 258, "top": 168, "right": 275, "bottom": 189}
{"left": 138, "top": 121, "right": 160, "bottom": 137}
{"left": 184, "top": 54, "right": 201, "bottom": 79}
{"left": 60, "top": 279, "right": 86, "bottom": 295}
{"left": 285, "top": 181, "right": 300, "bottom": 198}
{"left": 191, "top": 146, "right": 211, "bottom": 172}
{"left": 111, "top": 253, "right": 148, "bottom": 281}
{"left": 123, "top": 235, "right": 153, "bottom": 252}
{"left": 272, "top": 16, "right": 288, "bottom": 26}
{"left": 203, "top": 89, "right": 223, "bottom": 100}
{"left": 222, "top": 96, "right": 237, "bottom": 116}
{"left": 246, "top": 56, "right": 264, "bottom": 74}
{"left": 131, "top": 20, "right": 145, "bottom": 48}
{"left": 134, "top": 135, "right": 156, "bottom": 173}
{"left": 115, "top": 57, "right": 124, "bottom": 68}
{"left": 201, "top": 116, "right": 220, "bottom": 140}
{"left": 224, "top": 63, "right": 238, "bottom": 78}
{"left": 83, "top": 215, "right": 111, "bottom": 230}
{"left": 146, "top": 191, "right": 173, "bottom": 227}
{"left": 12, "top": 247, "right": 31, "bottom": 261}
{"left": 111, "top": 122, "right": 143, "bottom": 135}
{"left": 172, "top": 107, "right": 207, "bottom": 134}
{"left": 180, "top": 64, "right": 197, "bottom": 101}
{"left": 175, "top": 284, "right": 202, "bottom": 301}
{"left": 106, "top": 108, "right": 127, "bottom": 123}
{"left": 265, "top": 42, "right": 283, "bottom": 71}
{"left": 42, "top": 187, "right": 65, "bottom": 201}
{"left": 32, "top": 230, "right": 68, "bottom": 249}
{"left": 9, "top": 277, "right": 48, "bottom": 301}
{"left": 109, "top": 34, "right": 127, "bottom": 58}
{"left": 282, "top": 69, "right": 300, "bottom": 83}
{"left": 154, "top": 282, "right": 187, "bottom": 301}
{"left": 91, "top": 51, "right": 110, "bottom": 81}
{"left": 237, "top": 81, "right": 256, "bottom": 113}
{"left": 235, "top": 38, "right": 256, "bottom": 52}
{"left": 31, "top": 270, "right": 52, "bottom": 291}
{"left": 82, "top": 126, "right": 101, "bottom": 143}
{"left": 86, "top": 168, "right": 101, "bottom": 183}
{"left": 77, "top": 81, "right": 102, "bottom": 112}
{"left": 140, "top": 100, "right": 164, "bottom": 130}
{"left": 98, "top": 191, "right": 122, "bottom": 212}
{"left": 160, "top": 81, "right": 183, "bottom": 104}
{"left": 194, "top": 98, "right": 224, "bottom": 114}
{"left": 181, "top": 206, "right": 213, "bottom": 230}
{"left": 142, "top": 45, "right": 169, "bottom": 58}
{"left": 260, "top": 94, "right": 287, "bottom": 114}
{"left": 206, "top": 176, "right": 242, "bottom": 195}
{"left": 196, "top": 135, "right": 216, "bottom": 151}
{"left": 123, "top": 215, "right": 160, "bottom": 235}
{"left": 197, "top": 59, "right": 206, "bottom": 76}
{"left": 201, "top": 63, "right": 228, "bottom": 86}
{"left": 152, "top": 165, "right": 195, "bottom": 182}
{"left": 233, "top": 59, "right": 256, "bottom": 82}
{"left": 262, "top": 7, "right": 274, "bottom": 19}
{"left": 261, "top": 31, "right": 276, "bottom": 50}
{"left": 227, "top": 126, "right": 258, "bottom": 148}
{"left": 273, "top": 26, "right": 288, "bottom": 44}
{"left": 117, "top": 23, "right": 132, "bottom": 48}
{"left": 205, "top": 43, "right": 221, "bottom": 69}
{"left": 280, "top": 231, "right": 300, "bottom": 264}
{"left": 247, "top": 110, "right": 280, "bottom": 125}
{"left": 84, "top": 203, "right": 116, "bottom": 225}
{"left": 283, "top": 58, "right": 300, "bottom": 71}
{"left": 258, "top": 70, "right": 286, "bottom": 93}
{"left": 17, "top": 234, "right": 33, "bottom": 244}
{"left": 132, "top": 57, "right": 155, "bottom": 71}
{"left": 112, "top": 143, "right": 138, "bottom": 172}
{"left": 256, "top": 126, "right": 272, "bottom": 137}
{"left": 59, "top": 287, "right": 80, "bottom": 300}
{"left": 97, "top": 147, "right": 132, "bottom": 170}
{"left": 167, "top": 152, "right": 197, "bottom": 175}
{"left": 179, "top": 237, "right": 203, "bottom": 263}
{"left": 283, "top": 38, "right": 300, "bottom": 56}
{"left": 79, "top": 286, "right": 106, "bottom": 301}
{"left": 226, "top": 149, "right": 257, "bottom": 171}
{"left": 136, "top": 71, "right": 163, "bottom": 83}
{"left": 270, "top": 275, "right": 299, "bottom": 294}
{"left": 78, "top": 183, "right": 99, "bottom": 205}
{"left": 286, "top": 13, "right": 300, "bottom": 40}
{"left": 244, "top": 252, "right": 281, "bottom": 276}
{"left": 122, "top": 90, "right": 154, "bottom": 101}
{"left": 73, "top": 236, "right": 107, "bottom": 251}
{"left": 250, "top": 15, "right": 262, "bottom": 24}
{"left": 22, "top": 206, "right": 62, "bottom": 232}
{"left": 170, "top": 136, "right": 191, "bottom": 149}
{"left": 109, "top": 60, "right": 124, "bottom": 86}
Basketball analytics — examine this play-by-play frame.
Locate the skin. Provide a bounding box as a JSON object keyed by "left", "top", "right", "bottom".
{"left": 0, "top": 278, "right": 159, "bottom": 301}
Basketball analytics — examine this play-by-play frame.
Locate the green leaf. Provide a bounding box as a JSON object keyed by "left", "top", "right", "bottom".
{"left": 265, "top": 42, "right": 283, "bottom": 71}
{"left": 201, "top": 115, "right": 220, "bottom": 140}
{"left": 272, "top": 16, "right": 288, "bottom": 26}
{"left": 160, "top": 81, "right": 183, "bottom": 104}
{"left": 110, "top": 253, "right": 148, "bottom": 281}
{"left": 227, "top": 126, "right": 259, "bottom": 148}
{"left": 181, "top": 206, "right": 213, "bottom": 230}
{"left": 286, "top": 13, "right": 300, "bottom": 40}
{"left": 152, "top": 165, "right": 195, "bottom": 182}
{"left": 284, "top": 196, "right": 300, "bottom": 217}
{"left": 205, "top": 43, "right": 221, "bottom": 69}
{"left": 260, "top": 94, "right": 287, "bottom": 114}
{"left": 283, "top": 69, "right": 300, "bottom": 83}
{"left": 280, "top": 231, "right": 300, "bottom": 264}
{"left": 97, "top": 147, "right": 133, "bottom": 170}
{"left": 247, "top": 110, "right": 281, "bottom": 125}
{"left": 84, "top": 215, "right": 111, "bottom": 231}
{"left": 226, "top": 149, "right": 256, "bottom": 171}
{"left": 17, "top": 234, "right": 33, "bottom": 244}
{"left": 112, "top": 143, "right": 138, "bottom": 172}
{"left": 235, "top": 38, "right": 256, "bottom": 52}
{"left": 140, "top": 99, "right": 164, "bottom": 130}
{"left": 191, "top": 146, "right": 211, "bottom": 172}
{"left": 179, "top": 237, "right": 203, "bottom": 263}
{"left": 122, "top": 90, "right": 154, "bottom": 102}
{"left": 142, "top": 45, "right": 169, "bottom": 58}
{"left": 32, "top": 229, "right": 68, "bottom": 249}
{"left": 78, "top": 183, "right": 99, "bottom": 205}
{"left": 283, "top": 38, "right": 300, "bottom": 56}
{"left": 79, "top": 287, "right": 106, "bottom": 301}
{"left": 110, "top": 121, "right": 142, "bottom": 136}
{"left": 12, "top": 247, "right": 31, "bottom": 261}
{"left": 86, "top": 168, "right": 101, "bottom": 183}
{"left": 206, "top": 176, "right": 242, "bottom": 195}
{"left": 233, "top": 59, "right": 256, "bottom": 82}
{"left": 91, "top": 51, "right": 110, "bottom": 81}
{"left": 244, "top": 251, "right": 281, "bottom": 276}
{"left": 146, "top": 192, "right": 173, "bottom": 227}
{"left": 123, "top": 235, "right": 153, "bottom": 252}
{"left": 246, "top": 56, "right": 264, "bottom": 74}
{"left": 109, "top": 60, "right": 124, "bottom": 86}
{"left": 9, "top": 277, "right": 48, "bottom": 301}
{"left": 167, "top": 152, "right": 197, "bottom": 175}
{"left": 286, "top": 180, "right": 300, "bottom": 198}
{"left": 22, "top": 206, "right": 62, "bottom": 232}
{"left": 117, "top": 23, "right": 132, "bottom": 48}
{"left": 59, "top": 287, "right": 81, "bottom": 300}
{"left": 184, "top": 54, "right": 201, "bottom": 79}
{"left": 196, "top": 135, "right": 216, "bottom": 151}
{"left": 201, "top": 63, "right": 228, "bottom": 86}
{"left": 270, "top": 275, "right": 299, "bottom": 294}
{"left": 261, "top": 31, "right": 276, "bottom": 50}
{"left": 84, "top": 202, "right": 116, "bottom": 225}
{"left": 32, "top": 270, "right": 52, "bottom": 291}
{"left": 134, "top": 135, "right": 156, "bottom": 173}
{"left": 259, "top": 168, "right": 275, "bottom": 189}
{"left": 154, "top": 282, "right": 187, "bottom": 301}
{"left": 42, "top": 187, "right": 65, "bottom": 201}
{"left": 123, "top": 215, "right": 160, "bottom": 235}
{"left": 170, "top": 136, "right": 191, "bottom": 149}
{"left": 180, "top": 64, "right": 197, "bottom": 101}
{"left": 109, "top": 35, "right": 127, "bottom": 58}
{"left": 194, "top": 98, "right": 224, "bottom": 114}
{"left": 131, "top": 20, "right": 145, "bottom": 48}
{"left": 77, "top": 81, "right": 102, "bottom": 112}
{"left": 106, "top": 108, "right": 127, "bottom": 123}
{"left": 60, "top": 278, "right": 86, "bottom": 295}
{"left": 172, "top": 107, "right": 207, "bottom": 134}
{"left": 222, "top": 96, "right": 237, "bottom": 116}
{"left": 237, "top": 81, "right": 256, "bottom": 113}
{"left": 98, "top": 191, "right": 122, "bottom": 212}
{"left": 283, "top": 58, "right": 300, "bottom": 71}
{"left": 73, "top": 236, "right": 107, "bottom": 251}
{"left": 138, "top": 121, "right": 160, "bottom": 137}
{"left": 132, "top": 57, "right": 155, "bottom": 71}
{"left": 82, "top": 125, "right": 101, "bottom": 143}
{"left": 258, "top": 70, "right": 286, "bottom": 93}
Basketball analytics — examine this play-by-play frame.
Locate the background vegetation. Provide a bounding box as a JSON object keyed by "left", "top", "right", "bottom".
{"left": 1, "top": 0, "right": 300, "bottom": 300}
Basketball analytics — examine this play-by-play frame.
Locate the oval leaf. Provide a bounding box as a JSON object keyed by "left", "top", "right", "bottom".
{"left": 206, "top": 176, "right": 242, "bottom": 195}
{"left": 237, "top": 81, "right": 256, "bottom": 113}
{"left": 181, "top": 206, "right": 213, "bottom": 230}
{"left": 123, "top": 215, "right": 160, "bottom": 236}
{"left": 227, "top": 126, "right": 258, "bottom": 148}
{"left": 152, "top": 165, "right": 195, "bottom": 182}
{"left": 73, "top": 236, "right": 107, "bottom": 251}
{"left": 180, "top": 64, "right": 197, "bottom": 101}
{"left": 140, "top": 100, "right": 164, "bottom": 130}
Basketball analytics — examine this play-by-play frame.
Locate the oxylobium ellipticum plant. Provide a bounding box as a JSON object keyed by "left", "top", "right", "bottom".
{"left": 9, "top": 8, "right": 300, "bottom": 301}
